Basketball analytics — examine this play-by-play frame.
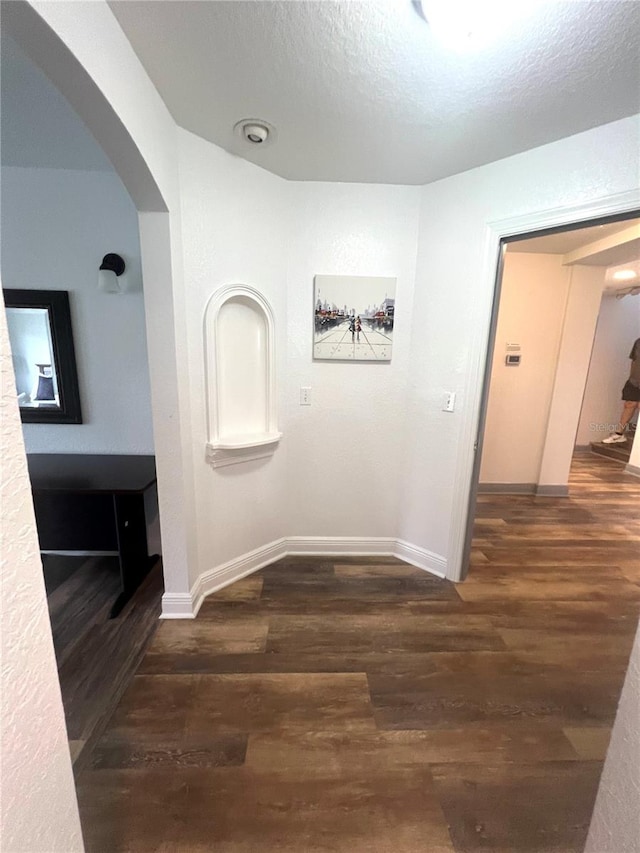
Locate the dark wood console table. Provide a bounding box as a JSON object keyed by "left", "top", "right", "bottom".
{"left": 27, "top": 454, "right": 160, "bottom": 618}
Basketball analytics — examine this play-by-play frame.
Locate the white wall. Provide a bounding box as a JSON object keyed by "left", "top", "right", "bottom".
{"left": 1, "top": 166, "right": 154, "bottom": 454}
{"left": 577, "top": 293, "right": 640, "bottom": 445}
{"left": 7, "top": 4, "right": 640, "bottom": 594}
{"left": 172, "top": 115, "right": 640, "bottom": 586}
{"left": 479, "top": 252, "right": 570, "bottom": 485}
{"left": 286, "top": 181, "right": 421, "bottom": 538}
{"left": 177, "top": 129, "right": 290, "bottom": 585}
{"left": 2, "top": 6, "right": 638, "bottom": 847}
{"left": 176, "top": 136, "right": 423, "bottom": 583}
{"left": 538, "top": 265, "right": 605, "bottom": 488}
{"left": 400, "top": 114, "right": 640, "bottom": 564}
{"left": 629, "top": 427, "right": 640, "bottom": 472}
{"left": 0, "top": 295, "right": 83, "bottom": 853}
{"left": 585, "top": 622, "right": 640, "bottom": 853}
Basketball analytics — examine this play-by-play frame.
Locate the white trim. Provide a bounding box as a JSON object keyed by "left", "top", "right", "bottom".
{"left": 190, "top": 538, "right": 287, "bottom": 618}
{"left": 161, "top": 536, "right": 448, "bottom": 618}
{"left": 161, "top": 593, "right": 197, "bottom": 620}
{"left": 205, "top": 434, "right": 282, "bottom": 468}
{"left": 446, "top": 189, "right": 640, "bottom": 584}
{"left": 394, "top": 539, "right": 447, "bottom": 579}
{"left": 286, "top": 536, "right": 396, "bottom": 556}
{"left": 625, "top": 464, "right": 640, "bottom": 478}
{"left": 203, "top": 284, "right": 280, "bottom": 468}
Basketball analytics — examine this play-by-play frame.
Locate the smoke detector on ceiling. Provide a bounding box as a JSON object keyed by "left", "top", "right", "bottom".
{"left": 234, "top": 119, "right": 276, "bottom": 147}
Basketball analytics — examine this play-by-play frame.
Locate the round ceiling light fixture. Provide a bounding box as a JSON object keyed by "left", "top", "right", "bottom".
{"left": 234, "top": 119, "right": 276, "bottom": 147}
{"left": 612, "top": 269, "right": 638, "bottom": 281}
{"left": 414, "top": 0, "right": 535, "bottom": 49}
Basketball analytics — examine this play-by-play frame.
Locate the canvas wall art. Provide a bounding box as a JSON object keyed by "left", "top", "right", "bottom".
{"left": 313, "top": 275, "right": 396, "bottom": 362}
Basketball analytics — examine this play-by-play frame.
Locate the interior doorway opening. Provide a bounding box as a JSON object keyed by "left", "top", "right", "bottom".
{"left": 462, "top": 210, "right": 640, "bottom": 579}
{"left": 0, "top": 11, "right": 177, "bottom": 772}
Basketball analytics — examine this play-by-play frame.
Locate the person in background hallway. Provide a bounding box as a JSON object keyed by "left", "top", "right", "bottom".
{"left": 602, "top": 337, "right": 640, "bottom": 443}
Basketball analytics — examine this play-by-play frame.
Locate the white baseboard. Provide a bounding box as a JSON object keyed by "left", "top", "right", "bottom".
{"left": 162, "top": 536, "right": 448, "bottom": 619}
{"left": 625, "top": 463, "right": 640, "bottom": 478}
{"left": 394, "top": 539, "right": 447, "bottom": 579}
{"left": 187, "top": 537, "right": 287, "bottom": 618}
{"left": 286, "top": 536, "right": 396, "bottom": 556}
{"left": 161, "top": 592, "right": 197, "bottom": 619}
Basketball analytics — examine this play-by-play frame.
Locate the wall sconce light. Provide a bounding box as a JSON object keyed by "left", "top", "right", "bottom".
{"left": 98, "top": 253, "right": 126, "bottom": 293}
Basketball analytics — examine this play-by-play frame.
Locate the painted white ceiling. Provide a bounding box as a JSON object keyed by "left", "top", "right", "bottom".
{"left": 108, "top": 0, "right": 640, "bottom": 184}
{"left": 0, "top": 33, "right": 113, "bottom": 171}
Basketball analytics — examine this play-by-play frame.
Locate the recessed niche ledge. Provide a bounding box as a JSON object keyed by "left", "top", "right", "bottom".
{"left": 204, "top": 284, "right": 280, "bottom": 470}
{"left": 206, "top": 432, "right": 282, "bottom": 468}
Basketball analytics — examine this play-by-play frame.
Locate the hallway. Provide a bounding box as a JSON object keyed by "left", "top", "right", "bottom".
{"left": 76, "top": 452, "right": 640, "bottom": 852}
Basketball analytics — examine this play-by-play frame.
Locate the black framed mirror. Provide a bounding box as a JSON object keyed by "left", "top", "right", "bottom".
{"left": 3, "top": 289, "right": 83, "bottom": 424}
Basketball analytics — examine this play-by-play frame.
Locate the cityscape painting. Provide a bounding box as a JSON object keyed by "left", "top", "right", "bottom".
{"left": 313, "top": 275, "right": 396, "bottom": 362}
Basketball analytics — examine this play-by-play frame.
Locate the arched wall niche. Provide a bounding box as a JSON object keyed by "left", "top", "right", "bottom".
{"left": 204, "top": 284, "right": 281, "bottom": 468}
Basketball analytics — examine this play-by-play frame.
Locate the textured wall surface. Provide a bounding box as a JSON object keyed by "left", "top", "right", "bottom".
{"left": 2, "top": 166, "right": 154, "bottom": 455}
{"left": 177, "top": 132, "right": 422, "bottom": 579}
{"left": 0, "top": 294, "right": 83, "bottom": 851}
{"left": 585, "top": 623, "right": 640, "bottom": 852}
{"left": 177, "top": 129, "right": 290, "bottom": 584}
{"left": 285, "top": 181, "right": 421, "bottom": 538}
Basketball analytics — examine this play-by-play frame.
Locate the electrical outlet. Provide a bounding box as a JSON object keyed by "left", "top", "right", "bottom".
{"left": 443, "top": 392, "right": 456, "bottom": 412}
{"left": 300, "top": 387, "right": 311, "bottom": 406}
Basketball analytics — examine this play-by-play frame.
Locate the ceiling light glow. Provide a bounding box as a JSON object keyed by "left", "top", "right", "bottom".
{"left": 613, "top": 270, "right": 638, "bottom": 281}
{"left": 417, "top": 0, "right": 535, "bottom": 49}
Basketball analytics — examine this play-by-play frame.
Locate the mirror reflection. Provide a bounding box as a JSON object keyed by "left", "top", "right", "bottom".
{"left": 3, "top": 289, "right": 83, "bottom": 424}
{"left": 6, "top": 306, "right": 61, "bottom": 409}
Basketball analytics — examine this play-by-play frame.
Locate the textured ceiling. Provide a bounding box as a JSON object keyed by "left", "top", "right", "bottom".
{"left": 109, "top": 0, "right": 640, "bottom": 184}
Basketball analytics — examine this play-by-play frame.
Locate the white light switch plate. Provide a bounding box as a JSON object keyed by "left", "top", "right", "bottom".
{"left": 300, "top": 387, "right": 311, "bottom": 406}
{"left": 443, "top": 392, "right": 456, "bottom": 412}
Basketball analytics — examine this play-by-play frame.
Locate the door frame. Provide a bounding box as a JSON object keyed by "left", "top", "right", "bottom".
{"left": 449, "top": 189, "right": 640, "bottom": 582}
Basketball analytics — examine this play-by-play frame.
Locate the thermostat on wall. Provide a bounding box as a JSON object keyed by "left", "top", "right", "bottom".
{"left": 505, "top": 354, "right": 521, "bottom": 366}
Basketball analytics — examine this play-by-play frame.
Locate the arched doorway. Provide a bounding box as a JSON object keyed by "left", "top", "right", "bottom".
{"left": 1, "top": 2, "right": 193, "bottom": 847}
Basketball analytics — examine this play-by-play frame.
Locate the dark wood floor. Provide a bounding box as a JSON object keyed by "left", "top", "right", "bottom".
{"left": 76, "top": 452, "right": 640, "bottom": 852}
{"left": 44, "top": 554, "right": 163, "bottom": 771}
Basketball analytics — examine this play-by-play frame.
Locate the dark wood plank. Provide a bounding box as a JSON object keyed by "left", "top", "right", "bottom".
{"left": 90, "top": 734, "right": 247, "bottom": 770}
{"left": 431, "top": 761, "right": 602, "bottom": 852}
{"left": 77, "top": 452, "right": 640, "bottom": 852}
{"left": 77, "top": 765, "right": 455, "bottom": 853}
